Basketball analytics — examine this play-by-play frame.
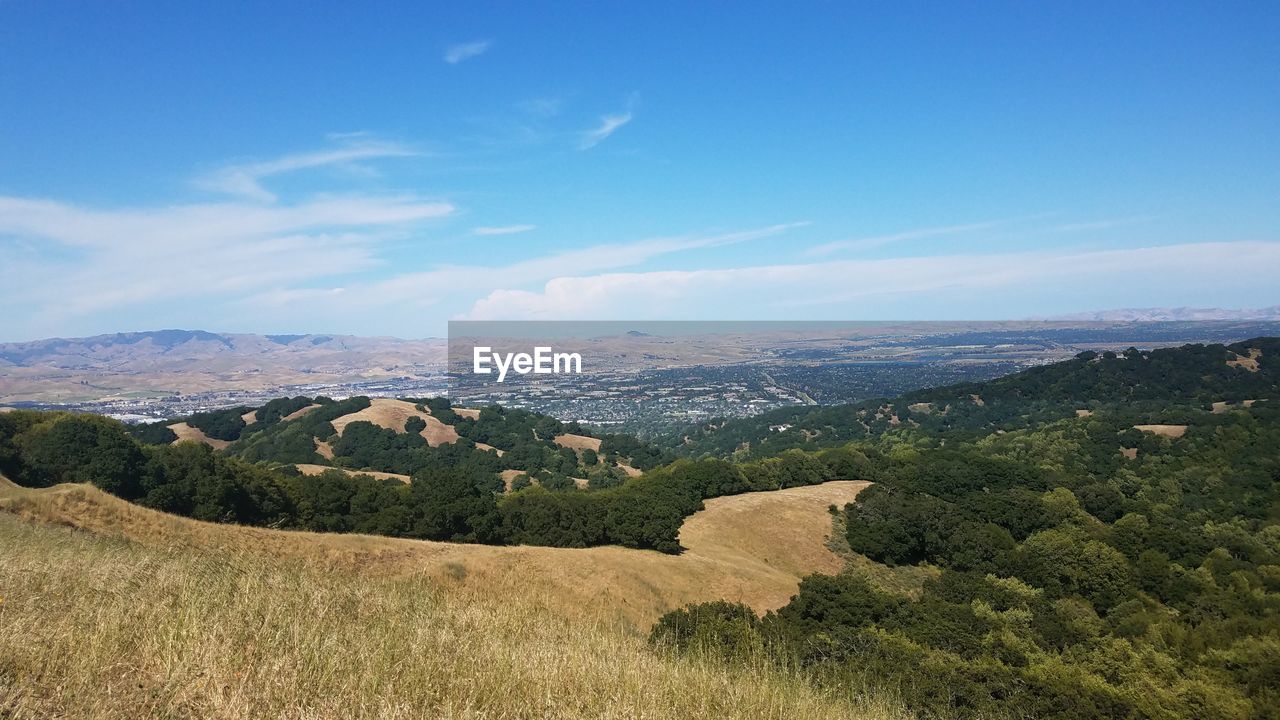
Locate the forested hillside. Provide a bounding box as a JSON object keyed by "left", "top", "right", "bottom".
{"left": 653, "top": 339, "right": 1280, "bottom": 719}
{"left": 674, "top": 338, "right": 1279, "bottom": 459}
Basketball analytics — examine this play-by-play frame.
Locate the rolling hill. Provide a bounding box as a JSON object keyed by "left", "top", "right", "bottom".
{"left": 0, "top": 474, "right": 903, "bottom": 720}
{"left": 674, "top": 337, "right": 1279, "bottom": 459}
{"left": 0, "top": 329, "right": 445, "bottom": 402}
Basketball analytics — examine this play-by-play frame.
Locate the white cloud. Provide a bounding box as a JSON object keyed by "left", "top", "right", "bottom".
{"left": 459, "top": 242, "right": 1280, "bottom": 321}
{"left": 444, "top": 40, "right": 492, "bottom": 64}
{"left": 228, "top": 223, "right": 807, "bottom": 330}
{"left": 579, "top": 112, "right": 633, "bottom": 150}
{"left": 0, "top": 193, "right": 453, "bottom": 336}
{"left": 194, "top": 140, "right": 419, "bottom": 202}
{"left": 805, "top": 219, "right": 1015, "bottom": 257}
{"left": 472, "top": 224, "right": 537, "bottom": 236}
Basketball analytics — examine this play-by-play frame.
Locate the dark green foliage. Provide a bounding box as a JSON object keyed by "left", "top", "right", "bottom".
{"left": 652, "top": 338, "right": 1280, "bottom": 720}
{"left": 404, "top": 415, "right": 427, "bottom": 434}
{"left": 141, "top": 442, "right": 294, "bottom": 525}
{"left": 408, "top": 468, "right": 502, "bottom": 543}
{"left": 649, "top": 601, "right": 762, "bottom": 659}
{"left": 127, "top": 420, "right": 179, "bottom": 445}
{"left": 185, "top": 406, "right": 250, "bottom": 441}
{"left": 599, "top": 433, "right": 669, "bottom": 470}
{"left": 499, "top": 486, "right": 606, "bottom": 546}
{"left": 14, "top": 413, "right": 148, "bottom": 498}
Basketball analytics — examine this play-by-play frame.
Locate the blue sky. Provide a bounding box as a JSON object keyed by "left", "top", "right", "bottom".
{"left": 1, "top": 1, "right": 1278, "bottom": 340}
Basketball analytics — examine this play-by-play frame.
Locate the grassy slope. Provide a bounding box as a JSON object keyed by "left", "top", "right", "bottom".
{"left": 0, "top": 476, "right": 869, "bottom": 630}
{"left": 0, "top": 475, "right": 904, "bottom": 719}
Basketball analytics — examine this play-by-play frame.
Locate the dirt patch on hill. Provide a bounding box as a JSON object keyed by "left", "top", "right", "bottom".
{"left": 294, "top": 463, "right": 410, "bottom": 483}
{"left": 1134, "top": 424, "right": 1188, "bottom": 438}
{"left": 1227, "top": 348, "right": 1262, "bottom": 372}
{"left": 331, "top": 398, "right": 460, "bottom": 448}
{"left": 1076, "top": 409, "right": 1094, "bottom": 418}
{"left": 554, "top": 433, "right": 602, "bottom": 452}
{"left": 1213, "top": 400, "right": 1258, "bottom": 414}
{"left": 167, "top": 422, "right": 230, "bottom": 450}
{"left": 281, "top": 403, "right": 321, "bottom": 422}
{"left": 500, "top": 469, "right": 526, "bottom": 491}
{"left": 314, "top": 439, "right": 335, "bottom": 460}
{"left": 475, "top": 442, "right": 505, "bottom": 456}
{"left": 240, "top": 409, "right": 258, "bottom": 424}
{"left": 453, "top": 407, "right": 482, "bottom": 420}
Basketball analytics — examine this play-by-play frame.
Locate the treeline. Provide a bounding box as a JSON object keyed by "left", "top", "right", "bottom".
{"left": 674, "top": 337, "right": 1280, "bottom": 459}
{"left": 653, "top": 402, "right": 1280, "bottom": 719}
{"left": 0, "top": 408, "right": 864, "bottom": 553}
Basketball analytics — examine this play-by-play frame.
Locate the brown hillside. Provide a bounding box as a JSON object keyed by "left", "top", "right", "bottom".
{"left": 167, "top": 422, "right": 230, "bottom": 450}
{"left": 330, "top": 398, "right": 460, "bottom": 447}
{"left": 0, "top": 474, "right": 868, "bottom": 630}
{"left": 293, "top": 463, "right": 410, "bottom": 483}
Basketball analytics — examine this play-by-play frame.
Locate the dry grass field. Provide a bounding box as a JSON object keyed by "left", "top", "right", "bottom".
{"left": 1227, "top": 347, "right": 1262, "bottom": 371}
{"left": 0, "top": 475, "right": 869, "bottom": 628}
{"left": 294, "top": 463, "right": 411, "bottom": 483}
{"left": 0, "top": 475, "right": 901, "bottom": 719}
{"left": 167, "top": 422, "right": 231, "bottom": 450}
{"left": 330, "top": 398, "right": 460, "bottom": 447}
{"left": 1133, "top": 424, "right": 1188, "bottom": 438}
{"left": 553, "top": 433, "right": 603, "bottom": 452}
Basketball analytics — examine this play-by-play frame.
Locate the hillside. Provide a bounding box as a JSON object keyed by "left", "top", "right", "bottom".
{"left": 0, "top": 329, "right": 444, "bottom": 402}
{"left": 0, "top": 472, "right": 867, "bottom": 628}
{"left": 0, "top": 483, "right": 904, "bottom": 720}
{"left": 652, "top": 347, "right": 1280, "bottom": 719}
{"left": 159, "top": 394, "right": 652, "bottom": 489}
{"left": 675, "top": 337, "right": 1280, "bottom": 459}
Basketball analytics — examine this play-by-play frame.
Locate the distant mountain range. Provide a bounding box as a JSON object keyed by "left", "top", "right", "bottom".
{"left": 1049, "top": 306, "right": 1280, "bottom": 322}
{"left": 0, "top": 330, "right": 445, "bottom": 403}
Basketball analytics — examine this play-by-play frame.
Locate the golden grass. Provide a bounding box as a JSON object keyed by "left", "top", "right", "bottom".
{"left": 0, "top": 512, "right": 908, "bottom": 720}
{"left": 1226, "top": 348, "right": 1262, "bottom": 372}
{"left": 294, "top": 463, "right": 410, "bottom": 483}
{"left": 1133, "top": 424, "right": 1188, "bottom": 438}
{"left": 553, "top": 433, "right": 602, "bottom": 452}
{"left": 280, "top": 403, "right": 321, "bottom": 422}
{"left": 167, "top": 422, "right": 230, "bottom": 450}
{"left": 0, "top": 476, "right": 870, "bottom": 631}
{"left": 330, "top": 399, "right": 460, "bottom": 447}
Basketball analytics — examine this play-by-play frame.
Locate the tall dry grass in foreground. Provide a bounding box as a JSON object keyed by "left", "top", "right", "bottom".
{"left": 0, "top": 515, "right": 909, "bottom": 720}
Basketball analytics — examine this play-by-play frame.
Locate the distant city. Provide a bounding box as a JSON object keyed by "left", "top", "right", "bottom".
{"left": 5, "top": 320, "right": 1279, "bottom": 436}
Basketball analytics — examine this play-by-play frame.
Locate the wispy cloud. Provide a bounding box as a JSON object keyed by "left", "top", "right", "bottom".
{"left": 460, "top": 242, "right": 1280, "bottom": 321}
{"left": 579, "top": 112, "right": 633, "bottom": 150}
{"left": 0, "top": 139, "right": 454, "bottom": 339}
{"left": 1046, "top": 216, "right": 1154, "bottom": 233}
{"left": 472, "top": 224, "right": 537, "bottom": 236}
{"left": 231, "top": 223, "right": 807, "bottom": 328}
{"left": 444, "top": 40, "right": 492, "bottom": 64}
{"left": 805, "top": 219, "right": 1012, "bottom": 257}
{"left": 194, "top": 139, "right": 418, "bottom": 202}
